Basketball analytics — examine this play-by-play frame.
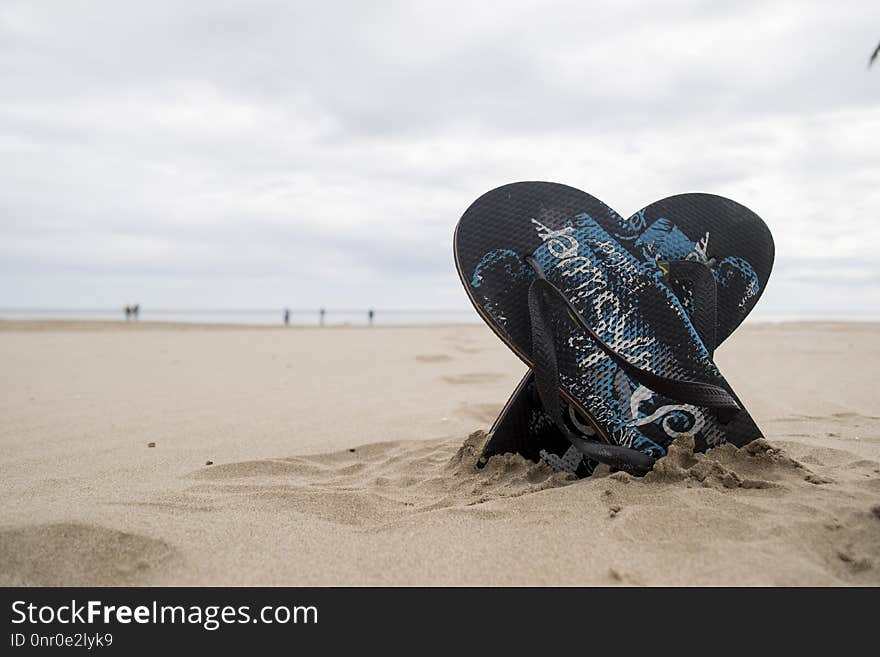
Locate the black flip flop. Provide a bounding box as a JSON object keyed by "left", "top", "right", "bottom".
{"left": 453, "top": 182, "right": 772, "bottom": 475}
{"left": 476, "top": 191, "right": 774, "bottom": 476}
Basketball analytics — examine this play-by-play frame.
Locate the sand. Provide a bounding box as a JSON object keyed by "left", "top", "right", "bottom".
{"left": 0, "top": 320, "right": 878, "bottom": 586}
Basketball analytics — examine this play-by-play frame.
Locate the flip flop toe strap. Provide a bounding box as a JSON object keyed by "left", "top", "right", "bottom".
{"left": 525, "top": 256, "right": 739, "bottom": 475}
{"left": 660, "top": 259, "right": 718, "bottom": 355}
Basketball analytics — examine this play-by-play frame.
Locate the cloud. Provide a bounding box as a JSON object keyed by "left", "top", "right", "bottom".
{"left": 1, "top": 0, "right": 879, "bottom": 317}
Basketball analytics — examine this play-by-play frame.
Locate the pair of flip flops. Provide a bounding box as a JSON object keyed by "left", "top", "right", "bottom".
{"left": 453, "top": 182, "right": 774, "bottom": 477}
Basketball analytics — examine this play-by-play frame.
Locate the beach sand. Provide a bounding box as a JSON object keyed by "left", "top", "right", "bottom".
{"left": 0, "top": 320, "right": 878, "bottom": 586}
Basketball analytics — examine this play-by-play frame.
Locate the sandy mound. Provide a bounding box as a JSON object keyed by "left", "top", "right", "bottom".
{"left": 0, "top": 523, "right": 178, "bottom": 586}
{"left": 642, "top": 436, "right": 808, "bottom": 488}
{"left": 174, "top": 429, "right": 880, "bottom": 585}
{"left": 185, "top": 431, "right": 575, "bottom": 528}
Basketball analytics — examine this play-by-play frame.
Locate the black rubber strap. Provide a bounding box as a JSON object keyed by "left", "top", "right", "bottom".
{"left": 526, "top": 256, "right": 739, "bottom": 410}
{"left": 527, "top": 278, "right": 656, "bottom": 475}
{"left": 660, "top": 260, "right": 717, "bottom": 355}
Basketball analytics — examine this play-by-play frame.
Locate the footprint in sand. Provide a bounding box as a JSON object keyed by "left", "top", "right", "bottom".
{"left": 441, "top": 335, "right": 484, "bottom": 354}
{"left": 415, "top": 354, "right": 452, "bottom": 363}
{"left": 442, "top": 372, "right": 505, "bottom": 385}
{"left": 0, "top": 522, "right": 178, "bottom": 586}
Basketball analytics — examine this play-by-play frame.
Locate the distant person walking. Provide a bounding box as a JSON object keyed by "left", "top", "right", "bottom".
{"left": 319, "top": 308, "right": 325, "bottom": 327}
{"left": 283, "top": 308, "right": 290, "bottom": 326}
{"left": 368, "top": 309, "right": 374, "bottom": 326}
{"left": 124, "top": 305, "right": 131, "bottom": 321}
{"left": 132, "top": 304, "right": 140, "bottom": 321}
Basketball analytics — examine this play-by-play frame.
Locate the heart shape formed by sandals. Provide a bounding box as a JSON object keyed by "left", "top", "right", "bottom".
{"left": 453, "top": 182, "right": 774, "bottom": 476}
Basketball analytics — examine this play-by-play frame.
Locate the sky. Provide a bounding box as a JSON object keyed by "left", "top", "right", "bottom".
{"left": 1, "top": 0, "right": 879, "bottom": 318}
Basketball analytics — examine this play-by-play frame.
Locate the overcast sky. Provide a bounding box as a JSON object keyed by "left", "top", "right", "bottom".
{"left": 1, "top": 0, "right": 879, "bottom": 318}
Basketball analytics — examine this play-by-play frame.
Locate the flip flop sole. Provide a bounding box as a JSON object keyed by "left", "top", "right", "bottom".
{"left": 479, "top": 193, "right": 774, "bottom": 475}
{"left": 453, "top": 182, "right": 765, "bottom": 471}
